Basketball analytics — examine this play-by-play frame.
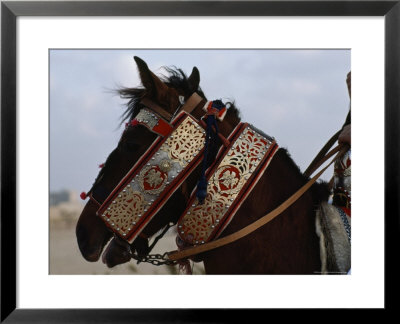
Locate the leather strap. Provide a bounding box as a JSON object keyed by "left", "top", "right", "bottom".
{"left": 304, "top": 143, "right": 349, "bottom": 178}
{"left": 304, "top": 110, "right": 351, "bottom": 177}
{"left": 140, "top": 93, "right": 206, "bottom": 123}
{"left": 140, "top": 97, "right": 172, "bottom": 121}
{"left": 167, "top": 144, "right": 348, "bottom": 262}
{"left": 182, "top": 92, "right": 204, "bottom": 115}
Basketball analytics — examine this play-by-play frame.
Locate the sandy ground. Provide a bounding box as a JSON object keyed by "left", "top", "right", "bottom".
{"left": 50, "top": 220, "right": 205, "bottom": 275}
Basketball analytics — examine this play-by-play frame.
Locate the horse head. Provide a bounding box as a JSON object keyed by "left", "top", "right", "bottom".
{"left": 76, "top": 56, "right": 333, "bottom": 274}
{"left": 76, "top": 56, "right": 203, "bottom": 265}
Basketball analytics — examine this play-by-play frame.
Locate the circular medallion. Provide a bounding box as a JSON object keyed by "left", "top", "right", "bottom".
{"left": 159, "top": 159, "right": 172, "bottom": 173}
{"left": 213, "top": 165, "right": 242, "bottom": 193}
{"left": 139, "top": 165, "right": 168, "bottom": 195}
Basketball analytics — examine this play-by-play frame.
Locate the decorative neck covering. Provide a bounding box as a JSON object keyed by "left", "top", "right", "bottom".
{"left": 177, "top": 123, "right": 278, "bottom": 247}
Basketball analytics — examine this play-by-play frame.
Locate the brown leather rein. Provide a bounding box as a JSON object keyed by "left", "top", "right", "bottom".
{"left": 166, "top": 143, "right": 349, "bottom": 262}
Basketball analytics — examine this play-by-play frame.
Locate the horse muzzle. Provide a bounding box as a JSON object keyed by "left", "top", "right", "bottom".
{"left": 76, "top": 200, "right": 112, "bottom": 262}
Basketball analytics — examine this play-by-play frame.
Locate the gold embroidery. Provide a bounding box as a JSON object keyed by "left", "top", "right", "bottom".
{"left": 159, "top": 159, "right": 172, "bottom": 172}
{"left": 99, "top": 115, "right": 206, "bottom": 242}
{"left": 179, "top": 127, "right": 274, "bottom": 244}
{"left": 145, "top": 169, "right": 163, "bottom": 187}
{"left": 103, "top": 189, "right": 146, "bottom": 237}
{"left": 139, "top": 165, "right": 168, "bottom": 195}
{"left": 220, "top": 170, "right": 239, "bottom": 188}
{"left": 161, "top": 118, "right": 205, "bottom": 167}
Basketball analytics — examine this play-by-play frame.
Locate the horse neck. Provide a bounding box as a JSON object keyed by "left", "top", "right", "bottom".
{"left": 203, "top": 148, "right": 328, "bottom": 274}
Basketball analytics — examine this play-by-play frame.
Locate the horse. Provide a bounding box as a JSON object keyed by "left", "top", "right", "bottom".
{"left": 76, "top": 56, "right": 330, "bottom": 274}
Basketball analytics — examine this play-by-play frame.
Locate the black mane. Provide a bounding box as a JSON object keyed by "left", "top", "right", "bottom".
{"left": 278, "top": 147, "right": 330, "bottom": 202}
{"left": 117, "top": 66, "right": 241, "bottom": 124}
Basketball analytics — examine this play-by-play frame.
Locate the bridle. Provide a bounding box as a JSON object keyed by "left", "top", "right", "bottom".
{"left": 81, "top": 92, "right": 349, "bottom": 265}
{"left": 81, "top": 92, "right": 228, "bottom": 261}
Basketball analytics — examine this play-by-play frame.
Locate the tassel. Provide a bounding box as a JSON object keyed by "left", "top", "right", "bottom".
{"left": 80, "top": 192, "right": 87, "bottom": 200}
{"left": 195, "top": 100, "right": 226, "bottom": 204}
{"left": 98, "top": 163, "right": 105, "bottom": 168}
{"left": 125, "top": 119, "right": 139, "bottom": 128}
{"left": 196, "top": 176, "right": 208, "bottom": 204}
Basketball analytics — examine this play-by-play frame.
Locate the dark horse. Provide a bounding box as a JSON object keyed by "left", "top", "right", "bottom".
{"left": 76, "top": 56, "right": 329, "bottom": 274}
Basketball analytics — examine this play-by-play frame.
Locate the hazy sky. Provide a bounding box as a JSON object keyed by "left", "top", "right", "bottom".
{"left": 50, "top": 49, "right": 350, "bottom": 195}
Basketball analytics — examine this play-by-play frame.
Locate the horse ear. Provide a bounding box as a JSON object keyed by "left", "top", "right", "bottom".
{"left": 134, "top": 56, "right": 169, "bottom": 100}
{"left": 188, "top": 67, "right": 200, "bottom": 93}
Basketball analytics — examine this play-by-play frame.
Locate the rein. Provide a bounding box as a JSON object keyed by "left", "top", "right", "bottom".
{"left": 303, "top": 109, "right": 350, "bottom": 178}
{"left": 166, "top": 144, "right": 349, "bottom": 262}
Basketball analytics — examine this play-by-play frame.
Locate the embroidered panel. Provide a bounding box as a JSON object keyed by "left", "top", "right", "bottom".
{"left": 97, "top": 114, "right": 206, "bottom": 243}
{"left": 160, "top": 118, "right": 205, "bottom": 168}
{"left": 177, "top": 124, "right": 278, "bottom": 245}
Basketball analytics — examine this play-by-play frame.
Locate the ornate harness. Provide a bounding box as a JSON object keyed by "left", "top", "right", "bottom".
{"left": 86, "top": 93, "right": 278, "bottom": 253}
{"left": 83, "top": 92, "right": 347, "bottom": 265}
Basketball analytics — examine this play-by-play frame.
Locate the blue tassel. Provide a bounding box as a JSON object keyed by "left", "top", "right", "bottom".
{"left": 195, "top": 100, "right": 225, "bottom": 204}
{"left": 210, "top": 100, "right": 225, "bottom": 110}
{"left": 196, "top": 176, "right": 208, "bottom": 204}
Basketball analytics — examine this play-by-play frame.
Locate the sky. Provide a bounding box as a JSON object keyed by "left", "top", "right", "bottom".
{"left": 49, "top": 49, "right": 350, "bottom": 195}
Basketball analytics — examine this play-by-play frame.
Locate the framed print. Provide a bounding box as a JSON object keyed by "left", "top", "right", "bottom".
{"left": 2, "top": 0, "right": 399, "bottom": 322}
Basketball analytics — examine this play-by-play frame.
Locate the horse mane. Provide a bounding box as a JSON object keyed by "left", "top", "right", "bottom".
{"left": 116, "top": 66, "right": 202, "bottom": 123}
{"left": 277, "top": 147, "right": 330, "bottom": 202}
{"left": 116, "top": 66, "right": 241, "bottom": 125}
{"left": 279, "top": 147, "right": 307, "bottom": 179}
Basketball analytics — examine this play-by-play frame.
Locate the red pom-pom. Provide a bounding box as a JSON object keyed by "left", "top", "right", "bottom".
{"left": 98, "top": 163, "right": 105, "bottom": 168}
{"left": 130, "top": 119, "right": 139, "bottom": 127}
{"left": 80, "top": 192, "right": 87, "bottom": 200}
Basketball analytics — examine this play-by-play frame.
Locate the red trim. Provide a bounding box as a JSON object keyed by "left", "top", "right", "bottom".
{"left": 178, "top": 124, "right": 248, "bottom": 240}
{"left": 129, "top": 119, "right": 139, "bottom": 127}
{"left": 97, "top": 113, "right": 206, "bottom": 243}
{"left": 341, "top": 207, "right": 351, "bottom": 217}
{"left": 134, "top": 113, "right": 173, "bottom": 137}
{"left": 150, "top": 118, "right": 173, "bottom": 137}
{"left": 126, "top": 154, "right": 204, "bottom": 243}
{"left": 203, "top": 101, "right": 227, "bottom": 121}
{"left": 97, "top": 136, "right": 163, "bottom": 213}
{"left": 213, "top": 143, "right": 278, "bottom": 240}
{"left": 187, "top": 122, "right": 244, "bottom": 198}
{"left": 177, "top": 124, "right": 279, "bottom": 244}
{"left": 97, "top": 113, "right": 188, "bottom": 215}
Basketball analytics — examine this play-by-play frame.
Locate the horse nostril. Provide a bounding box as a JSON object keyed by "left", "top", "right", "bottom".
{"left": 102, "top": 239, "right": 132, "bottom": 268}
{"left": 76, "top": 201, "right": 113, "bottom": 262}
{"left": 76, "top": 230, "right": 100, "bottom": 262}
{"left": 76, "top": 222, "right": 111, "bottom": 262}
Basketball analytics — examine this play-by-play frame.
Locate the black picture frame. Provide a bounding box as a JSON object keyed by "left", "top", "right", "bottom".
{"left": 1, "top": 0, "right": 399, "bottom": 322}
